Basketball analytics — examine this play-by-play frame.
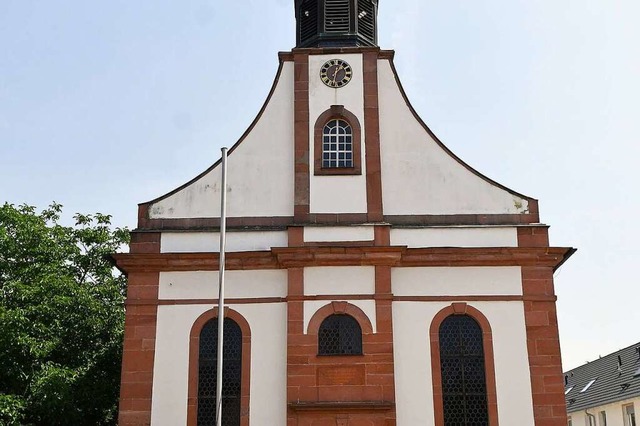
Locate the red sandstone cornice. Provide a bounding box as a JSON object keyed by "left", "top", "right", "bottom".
{"left": 111, "top": 246, "right": 575, "bottom": 274}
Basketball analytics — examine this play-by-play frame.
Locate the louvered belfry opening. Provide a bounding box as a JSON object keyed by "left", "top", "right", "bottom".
{"left": 324, "top": 0, "right": 350, "bottom": 33}
{"left": 296, "top": 0, "right": 378, "bottom": 47}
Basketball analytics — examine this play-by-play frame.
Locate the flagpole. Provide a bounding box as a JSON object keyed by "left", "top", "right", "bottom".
{"left": 216, "top": 147, "right": 228, "bottom": 426}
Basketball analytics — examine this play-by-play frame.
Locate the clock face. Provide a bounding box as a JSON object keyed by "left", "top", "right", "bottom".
{"left": 320, "top": 59, "right": 353, "bottom": 88}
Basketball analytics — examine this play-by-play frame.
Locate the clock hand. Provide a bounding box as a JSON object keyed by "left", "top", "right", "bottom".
{"left": 332, "top": 65, "right": 344, "bottom": 83}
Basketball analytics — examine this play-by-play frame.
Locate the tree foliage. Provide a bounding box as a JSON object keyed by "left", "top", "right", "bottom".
{"left": 0, "top": 203, "right": 129, "bottom": 425}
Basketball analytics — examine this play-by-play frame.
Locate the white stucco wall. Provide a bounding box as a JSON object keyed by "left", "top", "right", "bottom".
{"left": 393, "top": 301, "right": 534, "bottom": 425}
{"left": 304, "top": 299, "right": 377, "bottom": 334}
{"left": 151, "top": 303, "right": 287, "bottom": 426}
{"left": 304, "top": 225, "right": 375, "bottom": 243}
{"left": 158, "top": 270, "right": 288, "bottom": 300}
{"left": 377, "top": 59, "right": 530, "bottom": 216}
{"left": 160, "top": 231, "right": 288, "bottom": 253}
{"left": 148, "top": 62, "right": 295, "bottom": 219}
{"left": 308, "top": 54, "right": 368, "bottom": 214}
{"left": 304, "top": 266, "right": 376, "bottom": 296}
{"left": 390, "top": 227, "right": 518, "bottom": 248}
{"left": 391, "top": 267, "right": 523, "bottom": 297}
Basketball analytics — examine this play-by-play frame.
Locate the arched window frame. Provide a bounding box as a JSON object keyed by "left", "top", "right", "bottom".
{"left": 187, "top": 308, "right": 251, "bottom": 426}
{"left": 307, "top": 301, "right": 373, "bottom": 356}
{"left": 429, "top": 303, "right": 499, "bottom": 426}
{"left": 314, "top": 105, "right": 362, "bottom": 176}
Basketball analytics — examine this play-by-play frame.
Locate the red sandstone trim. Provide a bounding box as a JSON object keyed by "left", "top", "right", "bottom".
{"left": 288, "top": 401, "right": 394, "bottom": 411}
{"left": 307, "top": 301, "right": 374, "bottom": 335}
{"left": 288, "top": 227, "right": 304, "bottom": 247}
{"left": 112, "top": 246, "right": 575, "bottom": 274}
{"left": 374, "top": 225, "right": 391, "bottom": 246}
{"left": 130, "top": 232, "right": 161, "bottom": 254}
{"left": 294, "top": 52, "right": 311, "bottom": 223}
{"left": 187, "top": 308, "right": 251, "bottom": 426}
{"left": 118, "top": 272, "right": 160, "bottom": 426}
{"left": 363, "top": 51, "right": 384, "bottom": 222}
{"left": 521, "top": 267, "right": 568, "bottom": 425}
{"left": 313, "top": 105, "right": 362, "bottom": 176}
{"left": 135, "top": 213, "right": 543, "bottom": 231}
{"left": 122, "top": 294, "right": 557, "bottom": 307}
{"left": 288, "top": 300, "right": 396, "bottom": 424}
{"left": 429, "top": 304, "right": 499, "bottom": 426}
{"left": 518, "top": 226, "right": 550, "bottom": 248}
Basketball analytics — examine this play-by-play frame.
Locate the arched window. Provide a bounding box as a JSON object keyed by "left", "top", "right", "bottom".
{"left": 439, "top": 315, "right": 489, "bottom": 425}
{"left": 314, "top": 105, "right": 362, "bottom": 175}
{"left": 322, "top": 119, "right": 353, "bottom": 169}
{"left": 318, "top": 314, "right": 363, "bottom": 355}
{"left": 197, "top": 318, "right": 242, "bottom": 426}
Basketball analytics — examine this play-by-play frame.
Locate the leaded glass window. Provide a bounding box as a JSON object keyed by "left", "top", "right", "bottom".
{"left": 198, "top": 318, "right": 242, "bottom": 426}
{"left": 439, "top": 315, "right": 489, "bottom": 426}
{"left": 318, "top": 314, "right": 362, "bottom": 355}
{"left": 322, "top": 119, "right": 353, "bottom": 168}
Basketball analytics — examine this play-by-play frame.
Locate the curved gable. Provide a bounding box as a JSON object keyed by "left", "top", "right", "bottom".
{"left": 140, "top": 58, "right": 295, "bottom": 225}
{"left": 378, "top": 57, "right": 536, "bottom": 219}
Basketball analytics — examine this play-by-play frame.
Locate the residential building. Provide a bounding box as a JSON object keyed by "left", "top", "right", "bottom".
{"left": 565, "top": 343, "right": 640, "bottom": 426}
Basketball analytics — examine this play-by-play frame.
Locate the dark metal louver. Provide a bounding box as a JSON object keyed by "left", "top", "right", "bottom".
{"left": 318, "top": 314, "right": 363, "bottom": 355}
{"left": 299, "top": 0, "right": 319, "bottom": 45}
{"left": 357, "top": 0, "right": 376, "bottom": 44}
{"left": 439, "top": 315, "right": 489, "bottom": 426}
{"left": 324, "top": 0, "right": 351, "bottom": 33}
{"left": 197, "top": 318, "right": 243, "bottom": 426}
{"left": 295, "top": 0, "right": 379, "bottom": 48}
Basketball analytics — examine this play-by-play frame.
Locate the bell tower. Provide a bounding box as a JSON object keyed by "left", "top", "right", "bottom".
{"left": 295, "top": 0, "right": 379, "bottom": 47}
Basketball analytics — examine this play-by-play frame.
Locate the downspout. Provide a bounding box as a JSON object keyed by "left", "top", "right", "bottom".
{"left": 585, "top": 410, "right": 596, "bottom": 425}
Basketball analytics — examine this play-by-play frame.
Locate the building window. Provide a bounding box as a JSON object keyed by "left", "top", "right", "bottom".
{"left": 318, "top": 314, "right": 363, "bottom": 355}
{"left": 586, "top": 414, "right": 596, "bottom": 426}
{"left": 197, "top": 318, "right": 242, "bottom": 426}
{"left": 439, "top": 315, "right": 489, "bottom": 425}
{"left": 322, "top": 119, "right": 353, "bottom": 168}
{"left": 624, "top": 404, "right": 637, "bottom": 426}
{"left": 599, "top": 411, "right": 607, "bottom": 426}
{"left": 314, "top": 105, "right": 362, "bottom": 176}
{"left": 567, "top": 417, "right": 572, "bottom": 426}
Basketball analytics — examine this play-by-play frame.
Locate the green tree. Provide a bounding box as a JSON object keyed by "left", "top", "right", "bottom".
{"left": 0, "top": 203, "right": 129, "bottom": 425}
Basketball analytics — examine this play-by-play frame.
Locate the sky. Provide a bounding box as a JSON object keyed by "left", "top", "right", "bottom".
{"left": 1, "top": 0, "right": 638, "bottom": 371}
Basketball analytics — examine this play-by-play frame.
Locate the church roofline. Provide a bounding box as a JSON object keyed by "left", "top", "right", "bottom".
{"left": 384, "top": 58, "right": 538, "bottom": 207}
{"left": 138, "top": 50, "right": 540, "bottom": 230}
{"left": 138, "top": 56, "right": 288, "bottom": 209}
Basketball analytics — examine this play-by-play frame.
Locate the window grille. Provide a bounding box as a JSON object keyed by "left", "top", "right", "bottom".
{"left": 197, "top": 318, "right": 242, "bottom": 426}
{"left": 318, "top": 314, "right": 362, "bottom": 355}
{"left": 439, "top": 315, "right": 489, "bottom": 425}
{"left": 325, "top": 0, "right": 351, "bottom": 33}
{"left": 322, "top": 119, "right": 353, "bottom": 168}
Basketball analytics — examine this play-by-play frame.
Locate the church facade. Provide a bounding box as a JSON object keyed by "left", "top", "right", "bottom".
{"left": 113, "top": 1, "right": 574, "bottom": 425}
